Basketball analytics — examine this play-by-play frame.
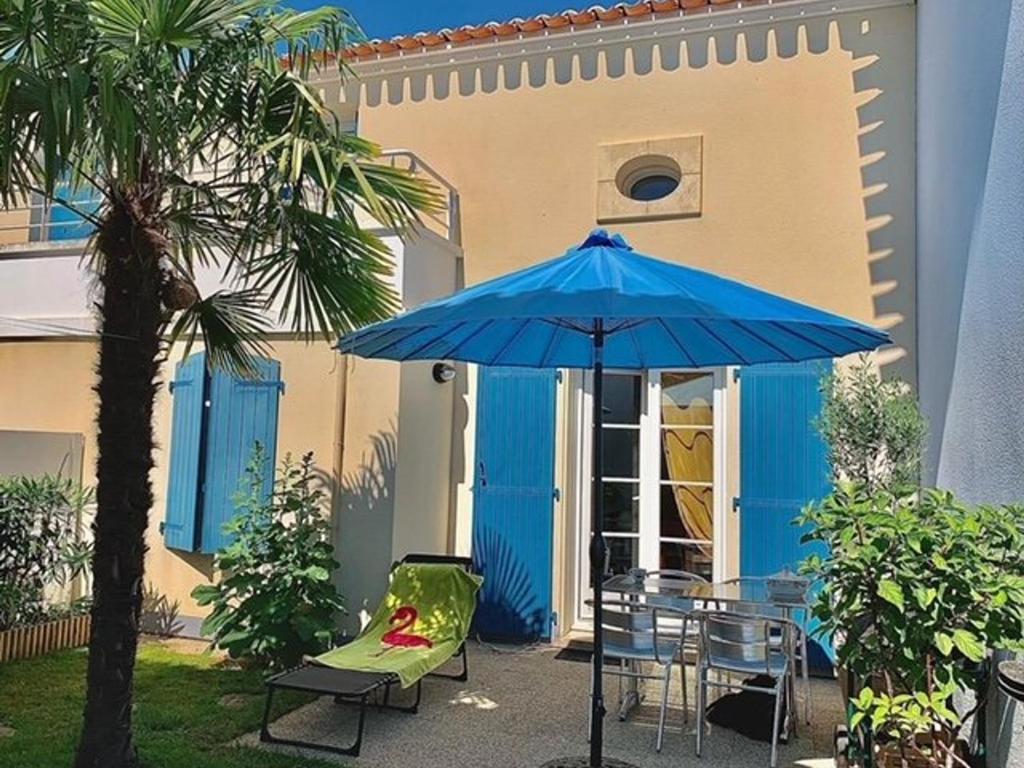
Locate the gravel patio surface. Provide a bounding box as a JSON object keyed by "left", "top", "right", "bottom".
{"left": 241, "top": 641, "right": 844, "bottom": 768}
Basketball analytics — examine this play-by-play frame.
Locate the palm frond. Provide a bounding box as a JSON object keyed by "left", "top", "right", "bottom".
{"left": 245, "top": 205, "right": 400, "bottom": 338}
{"left": 1, "top": 0, "right": 440, "bottom": 366}
{"left": 168, "top": 288, "right": 274, "bottom": 378}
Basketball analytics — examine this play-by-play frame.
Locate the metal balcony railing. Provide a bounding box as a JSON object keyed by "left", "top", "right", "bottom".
{"left": 0, "top": 150, "right": 460, "bottom": 254}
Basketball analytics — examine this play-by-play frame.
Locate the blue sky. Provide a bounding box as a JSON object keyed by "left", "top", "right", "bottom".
{"left": 286, "top": 1, "right": 564, "bottom": 40}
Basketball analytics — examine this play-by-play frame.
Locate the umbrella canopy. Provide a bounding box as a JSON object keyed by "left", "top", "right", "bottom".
{"left": 339, "top": 230, "right": 888, "bottom": 367}
{"left": 338, "top": 229, "right": 889, "bottom": 768}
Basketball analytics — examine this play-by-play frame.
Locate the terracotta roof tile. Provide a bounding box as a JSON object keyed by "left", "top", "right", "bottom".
{"left": 344, "top": 0, "right": 777, "bottom": 61}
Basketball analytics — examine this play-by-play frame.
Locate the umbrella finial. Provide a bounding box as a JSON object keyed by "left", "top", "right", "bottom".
{"left": 579, "top": 229, "right": 632, "bottom": 251}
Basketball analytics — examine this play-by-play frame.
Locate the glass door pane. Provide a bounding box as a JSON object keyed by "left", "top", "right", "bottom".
{"left": 596, "top": 373, "right": 642, "bottom": 580}
{"left": 658, "top": 371, "right": 714, "bottom": 580}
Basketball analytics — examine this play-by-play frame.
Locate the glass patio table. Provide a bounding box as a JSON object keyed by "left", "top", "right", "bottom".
{"left": 603, "top": 573, "right": 812, "bottom": 612}
{"left": 602, "top": 573, "right": 813, "bottom": 730}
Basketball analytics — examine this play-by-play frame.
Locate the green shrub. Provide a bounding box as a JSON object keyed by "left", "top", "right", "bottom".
{"left": 192, "top": 447, "right": 344, "bottom": 670}
{"left": 817, "top": 356, "right": 927, "bottom": 493}
{"left": 0, "top": 476, "right": 93, "bottom": 630}
{"left": 800, "top": 485, "right": 1024, "bottom": 766}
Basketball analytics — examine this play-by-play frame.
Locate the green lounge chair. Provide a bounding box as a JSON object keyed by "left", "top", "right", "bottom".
{"left": 260, "top": 554, "right": 482, "bottom": 756}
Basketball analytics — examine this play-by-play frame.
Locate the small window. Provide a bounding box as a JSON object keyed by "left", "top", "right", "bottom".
{"left": 628, "top": 174, "right": 680, "bottom": 202}
{"left": 616, "top": 155, "right": 682, "bottom": 203}
{"left": 597, "top": 136, "right": 702, "bottom": 223}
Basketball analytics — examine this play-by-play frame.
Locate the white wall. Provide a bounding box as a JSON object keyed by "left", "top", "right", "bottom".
{"left": 0, "top": 233, "right": 406, "bottom": 338}
{"left": 918, "top": 3, "right": 1023, "bottom": 766}
{"left": 916, "top": 0, "right": 1015, "bottom": 483}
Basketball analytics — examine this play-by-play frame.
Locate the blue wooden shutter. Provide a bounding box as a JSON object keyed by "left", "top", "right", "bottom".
{"left": 199, "top": 358, "right": 283, "bottom": 554}
{"left": 471, "top": 366, "right": 558, "bottom": 642}
{"left": 739, "top": 361, "right": 831, "bottom": 578}
{"left": 164, "top": 353, "right": 208, "bottom": 552}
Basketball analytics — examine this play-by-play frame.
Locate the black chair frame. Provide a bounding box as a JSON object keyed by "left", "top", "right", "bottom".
{"left": 259, "top": 553, "right": 476, "bottom": 756}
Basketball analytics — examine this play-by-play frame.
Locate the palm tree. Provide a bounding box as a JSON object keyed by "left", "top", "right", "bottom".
{"left": 0, "top": 2, "right": 439, "bottom": 766}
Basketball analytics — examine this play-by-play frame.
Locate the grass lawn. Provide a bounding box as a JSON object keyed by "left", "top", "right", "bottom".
{"left": 0, "top": 640, "right": 336, "bottom": 768}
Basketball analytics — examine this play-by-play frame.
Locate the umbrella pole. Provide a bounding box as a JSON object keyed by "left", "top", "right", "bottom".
{"left": 589, "top": 320, "right": 607, "bottom": 768}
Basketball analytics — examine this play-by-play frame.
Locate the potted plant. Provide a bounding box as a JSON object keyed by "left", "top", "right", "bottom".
{"left": 800, "top": 485, "right": 1024, "bottom": 767}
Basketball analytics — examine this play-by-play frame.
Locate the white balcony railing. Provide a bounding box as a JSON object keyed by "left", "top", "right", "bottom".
{"left": 0, "top": 150, "right": 460, "bottom": 256}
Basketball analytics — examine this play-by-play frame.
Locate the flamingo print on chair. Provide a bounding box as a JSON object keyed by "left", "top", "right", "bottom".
{"left": 380, "top": 606, "right": 434, "bottom": 650}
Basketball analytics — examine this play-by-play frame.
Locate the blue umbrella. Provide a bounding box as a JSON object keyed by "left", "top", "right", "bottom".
{"left": 339, "top": 229, "right": 888, "bottom": 767}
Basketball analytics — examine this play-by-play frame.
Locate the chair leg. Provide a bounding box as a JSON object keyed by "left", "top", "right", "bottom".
{"left": 680, "top": 651, "right": 689, "bottom": 724}
{"left": 617, "top": 656, "right": 625, "bottom": 714}
{"left": 656, "top": 663, "right": 672, "bottom": 753}
{"left": 801, "top": 626, "right": 811, "bottom": 725}
{"left": 695, "top": 666, "right": 706, "bottom": 758}
{"left": 770, "top": 679, "right": 785, "bottom": 768}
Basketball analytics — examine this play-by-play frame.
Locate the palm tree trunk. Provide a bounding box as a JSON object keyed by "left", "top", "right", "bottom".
{"left": 74, "top": 200, "right": 164, "bottom": 768}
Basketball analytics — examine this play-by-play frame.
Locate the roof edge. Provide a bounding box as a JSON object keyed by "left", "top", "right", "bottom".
{"left": 329, "top": 0, "right": 912, "bottom": 73}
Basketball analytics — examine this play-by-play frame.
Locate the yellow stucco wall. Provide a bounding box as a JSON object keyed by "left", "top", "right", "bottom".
{"left": 347, "top": 6, "right": 916, "bottom": 630}
{"left": 0, "top": 338, "right": 342, "bottom": 619}
{"left": 354, "top": 11, "right": 915, "bottom": 375}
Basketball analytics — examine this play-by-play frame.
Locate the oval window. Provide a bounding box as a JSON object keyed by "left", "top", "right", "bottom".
{"left": 616, "top": 155, "right": 682, "bottom": 203}
{"left": 629, "top": 174, "right": 679, "bottom": 202}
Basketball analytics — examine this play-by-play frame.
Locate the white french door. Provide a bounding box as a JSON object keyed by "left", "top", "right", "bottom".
{"left": 574, "top": 368, "right": 727, "bottom": 626}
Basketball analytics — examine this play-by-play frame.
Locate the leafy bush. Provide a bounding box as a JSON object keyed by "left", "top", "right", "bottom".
{"left": 192, "top": 447, "right": 344, "bottom": 670}
{"left": 0, "top": 475, "right": 93, "bottom": 630}
{"left": 800, "top": 485, "right": 1024, "bottom": 766}
{"left": 818, "top": 356, "right": 927, "bottom": 493}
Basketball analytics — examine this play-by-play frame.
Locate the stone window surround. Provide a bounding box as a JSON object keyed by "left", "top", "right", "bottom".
{"left": 597, "top": 135, "right": 703, "bottom": 223}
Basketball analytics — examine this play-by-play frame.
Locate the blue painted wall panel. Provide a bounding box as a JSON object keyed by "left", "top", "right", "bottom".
{"left": 472, "top": 367, "right": 557, "bottom": 642}
{"left": 164, "top": 354, "right": 207, "bottom": 552}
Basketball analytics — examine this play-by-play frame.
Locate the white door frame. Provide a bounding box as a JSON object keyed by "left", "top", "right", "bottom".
{"left": 571, "top": 368, "right": 729, "bottom": 630}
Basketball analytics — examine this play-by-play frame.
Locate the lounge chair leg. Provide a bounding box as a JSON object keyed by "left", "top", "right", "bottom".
{"left": 262, "top": 686, "right": 369, "bottom": 757}
{"left": 427, "top": 643, "right": 470, "bottom": 682}
{"left": 260, "top": 686, "right": 276, "bottom": 743}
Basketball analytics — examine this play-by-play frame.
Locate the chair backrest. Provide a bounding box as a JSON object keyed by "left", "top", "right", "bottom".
{"left": 719, "top": 576, "right": 808, "bottom": 619}
{"left": 590, "top": 599, "right": 683, "bottom": 662}
{"left": 698, "top": 611, "right": 793, "bottom": 674}
{"left": 646, "top": 570, "right": 707, "bottom": 614}
{"left": 647, "top": 570, "right": 708, "bottom": 590}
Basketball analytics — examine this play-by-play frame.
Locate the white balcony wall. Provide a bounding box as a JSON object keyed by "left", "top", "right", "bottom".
{"left": 0, "top": 227, "right": 459, "bottom": 338}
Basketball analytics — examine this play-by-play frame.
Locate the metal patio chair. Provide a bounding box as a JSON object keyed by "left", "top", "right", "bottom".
{"left": 694, "top": 610, "right": 797, "bottom": 768}
{"left": 587, "top": 598, "right": 690, "bottom": 752}
{"left": 720, "top": 575, "right": 812, "bottom": 725}
{"left": 644, "top": 569, "right": 708, "bottom": 718}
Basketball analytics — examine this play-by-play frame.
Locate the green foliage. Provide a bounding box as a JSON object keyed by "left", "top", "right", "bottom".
{"left": 0, "top": 475, "right": 93, "bottom": 630}
{"left": 193, "top": 447, "right": 344, "bottom": 670}
{"left": 800, "top": 485, "right": 1024, "bottom": 764}
{"left": 0, "top": 642, "right": 332, "bottom": 768}
{"left": 0, "top": 0, "right": 443, "bottom": 375}
{"left": 818, "top": 356, "right": 927, "bottom": 493}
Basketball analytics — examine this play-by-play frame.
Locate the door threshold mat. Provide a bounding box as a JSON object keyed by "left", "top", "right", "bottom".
{"left": 554, "top": 642, "right": 623, "bottom": 665}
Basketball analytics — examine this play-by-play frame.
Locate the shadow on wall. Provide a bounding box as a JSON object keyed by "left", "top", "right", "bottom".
{"left": 346, "top": 10, "right": 914, "bottom": 381}
{"left": 471, "top": 524, "right": 550, "bottom": 642}
{"left": 336, "top": 428, "right": 397, "bottom": 635}
{"left": 139, "top": 582, "right": 184, "bottom": 637}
